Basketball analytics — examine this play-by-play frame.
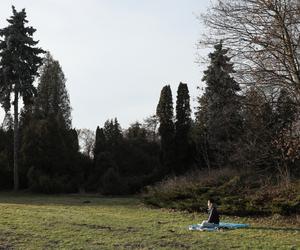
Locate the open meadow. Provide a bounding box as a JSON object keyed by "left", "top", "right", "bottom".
{"left": 0, "top": 193, "right": 299, "bottom": 249}
{"left": 0, "top": 1, "right": 300, "bottom": 249}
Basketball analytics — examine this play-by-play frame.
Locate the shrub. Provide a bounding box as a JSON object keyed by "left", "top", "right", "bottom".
{"left": 142, "top": 168, "right": 300, "bottom": 216}
{"left": 27, "top": 167, "right": 72, "bottom": 193}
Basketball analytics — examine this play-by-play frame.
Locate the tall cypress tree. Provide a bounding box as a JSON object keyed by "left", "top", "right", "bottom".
{"left": 175, "top": 82, "right": 192, "bottom": 173}
{"left": 198, "top": 42, "right": 242, "bottom": 167}
{"left": 156, "top": 85, "right": 175, "bottom": 173}
{"left": 0, "top": 6, "right": 44, "bottom": 190}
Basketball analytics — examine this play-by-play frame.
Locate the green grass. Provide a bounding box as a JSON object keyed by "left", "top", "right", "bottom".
{"left": 0, "top": 193, "right": 299, "bottom": 249}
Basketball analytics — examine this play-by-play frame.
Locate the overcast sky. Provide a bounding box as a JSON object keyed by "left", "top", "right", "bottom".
{"left": 0, "top": 0, "right": 212, "bottom": 130}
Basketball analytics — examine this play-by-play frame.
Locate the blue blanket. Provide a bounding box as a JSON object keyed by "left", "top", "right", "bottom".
{"left": 188, "top": 222, "right": 250, "bottom": 231}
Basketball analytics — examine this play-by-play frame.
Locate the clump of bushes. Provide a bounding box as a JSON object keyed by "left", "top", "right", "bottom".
{"left": 27, "top": 167, "right": 73, "bottom": 194}
{"left": 142, "top": 168, "right": 300, "bottom": 216}
{"left": 99, "top": 168, "right": 160, "bottom": 195}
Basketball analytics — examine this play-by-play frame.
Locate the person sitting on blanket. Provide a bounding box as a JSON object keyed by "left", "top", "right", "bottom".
{"left": 200, "top": 198, "right": 220, "bottom": 228}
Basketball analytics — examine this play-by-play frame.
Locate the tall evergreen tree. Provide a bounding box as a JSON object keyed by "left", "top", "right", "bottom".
{"left": 34, "top": 52, "right": 71, "bottom": 128}
{"left": 197, "top": 42, "right": 242, "bottom": 167}
{"left": 113, "top": 118, "right": 123, "bottom": 141}
{"left": 20, "top": 52, "right": 77, "bottom": 193}
{"left": 92, "top": 126, "right": 109, "bottom": 181}
{"left": 103, "top": 118, "right": 123, "bottom": 147}
{"left": 94, "top": 126, "right": 107, "bottom": 157}
{"left": 0, "top": 6, "right": 44, "bottom": 190}
{"left": 175, "top": 82, "right": 192, "bottom": 173}
{"left": 194, "top": 94, "right": 211, "bottom": 169}
{"left": 156, "top": 85, "right": 175, "bottom": 173}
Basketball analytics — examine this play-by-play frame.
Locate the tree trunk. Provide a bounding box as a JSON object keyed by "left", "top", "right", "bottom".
{"left": 13, "top": 89, "right": 19, "bottom": 191}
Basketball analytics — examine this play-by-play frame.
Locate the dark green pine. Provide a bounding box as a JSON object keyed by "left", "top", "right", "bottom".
{"left": 0, "top": 6, "right": 45, "bottom": 191}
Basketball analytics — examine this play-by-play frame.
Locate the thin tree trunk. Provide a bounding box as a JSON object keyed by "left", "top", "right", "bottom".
{"left": 13, "top": 89, "right": 19, "bottom": 191}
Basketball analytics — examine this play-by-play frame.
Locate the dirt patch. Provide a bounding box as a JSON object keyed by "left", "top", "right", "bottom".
{"left": 73, "top": 223, "right": 113, "bottom": 231}
{"left": 43, "top": 239, "right": 61, "bottom": 249}
{"left": 0, "top": 242, "right": 13, "bottom": 250}
{"left": 0, "top": 235, "right": 14, "bottom": 250}
{"left": 157, "top": 221, "right": 169, "bottom": 225}
{"left": 122, "top": 242, "right": 146, "bottom": 249}
{"left": 158, "top": 241, "right": 191, "bottom": 249}
{"left": 113, "top": 242, "right": 154, "bottom": 249}
{"left": 72, "top": 223, "right": 140, "bottom": 233}
{"left": 125, "top": 226, "right": 139, "bottom": 232}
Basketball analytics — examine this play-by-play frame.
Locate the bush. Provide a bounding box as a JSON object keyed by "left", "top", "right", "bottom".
{"left": 142, "top": 168, "right": 300, "bottom": 216}
{"left": 27, "top": 167, "right": 73, "bottom": 193}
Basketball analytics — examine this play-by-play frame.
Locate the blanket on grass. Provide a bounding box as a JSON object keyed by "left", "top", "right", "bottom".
{"left": 188, "top": 222, "right": 250, "bottom": 231}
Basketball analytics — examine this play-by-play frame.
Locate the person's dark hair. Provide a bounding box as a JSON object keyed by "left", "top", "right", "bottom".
{"left": 208, "top": 198, "right": 215, "bottom": 204}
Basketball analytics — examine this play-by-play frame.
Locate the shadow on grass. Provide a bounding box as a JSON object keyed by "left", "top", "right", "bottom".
{"left": 0, "top": 192, "right": 140, "bottom": 207}
{"left": 247, "top": 226, "right": 300, "bottom": 232}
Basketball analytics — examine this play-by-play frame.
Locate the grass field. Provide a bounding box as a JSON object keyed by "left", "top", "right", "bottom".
{"left": 0, "top": 193, "right": 299, "bottom": 249}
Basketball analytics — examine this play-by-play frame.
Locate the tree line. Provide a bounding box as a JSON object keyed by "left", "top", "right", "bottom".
{"left": 0, "top": 3, "right": 299, "bottom": 194}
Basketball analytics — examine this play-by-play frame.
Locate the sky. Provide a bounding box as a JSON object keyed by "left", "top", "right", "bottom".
{"left": 0, "top": 0, "right": 212, "bottom": 130}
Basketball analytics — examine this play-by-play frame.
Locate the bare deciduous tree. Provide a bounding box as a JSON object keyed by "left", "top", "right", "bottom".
{"left": 143, "top": 115, "right": 159, "bottom": 142}
{"left": 200, "top": 0, "right": 300, "bottom": 104}
{"left": 77, "top": 128, "right": 95, "bottom": 158}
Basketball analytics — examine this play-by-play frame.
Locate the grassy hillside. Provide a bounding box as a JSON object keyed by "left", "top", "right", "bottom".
{"left": 0, "top": 193, "right": 299, "bottom": 249}
{"left": 142, "top": 169, "right": 300, "bottom": 216}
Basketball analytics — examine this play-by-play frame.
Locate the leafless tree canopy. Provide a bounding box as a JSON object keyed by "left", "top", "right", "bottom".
{"left": 77, "top": 128, "right": 95, "bottom": 158}
{"left": 201, "top": 0, "right": 300, "bottom": 104}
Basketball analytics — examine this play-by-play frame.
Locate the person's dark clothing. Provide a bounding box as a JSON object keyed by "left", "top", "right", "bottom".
{"left": 207, "top": 206, "right": 219, "bottom": 224}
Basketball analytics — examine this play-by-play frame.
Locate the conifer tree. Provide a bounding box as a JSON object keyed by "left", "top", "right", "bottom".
{"left": 0, "top": 127, "right": 13, "bottom": 189}
{"left": 94, "top": 126, "right": 107, "bottom": 157}
{"left": 156, "top": 85, "right": 175, "bottom": 173}
{"left": 34, "top": 52, "right": 71, "bottom": 129}
{"left": 0, "top": 6, "right": 44, "bottom": 190}
{"left": 175, "top": 82, "right": 191, "bottom": 173}
{"left": 113, "top": 118, "right": 123, "bottom": 141}
{"left": 20, "top": 52, "right": 76, "bottom": 192}
{"left": 194, "top": 94, "right": 211, "bottom": 170}
{"left": 103, "top": 118, "right": 123, "bottom": 147}
{"left": 197, "top": 42, "right": 242, "bottom": 167}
